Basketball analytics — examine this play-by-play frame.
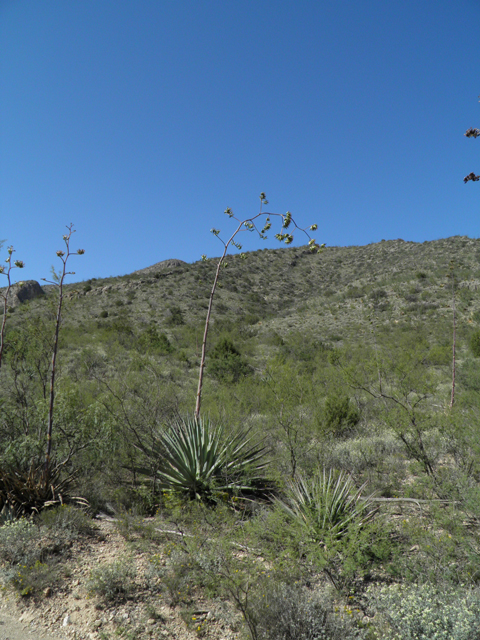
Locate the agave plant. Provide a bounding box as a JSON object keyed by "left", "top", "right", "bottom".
{"left": 151, "top": 416, "right": 270, "bottom": 502}
{"left": 276, "top": 469, "right": 377, "bottom": 541}
{"left": 0, "top": 461, "right": 88, "bottom": 518}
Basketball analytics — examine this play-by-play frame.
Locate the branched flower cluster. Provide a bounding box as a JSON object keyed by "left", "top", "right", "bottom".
{"left": 463, "top": 172, "right": 480, "bottom": 183}
{"left": 465, "top": 127, "right": 480, "bottom": 138}
{"left": 464, "top": 116, "right": 480, "bottom": 183}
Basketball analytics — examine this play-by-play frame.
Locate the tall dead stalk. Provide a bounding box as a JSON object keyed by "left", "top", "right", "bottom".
{"left": 0, "top": 246, "right": 24, "bottom": 370}
{"left": 42, "top": 225, "right": 84, "bottom": 483}
{"left": 194, "top": 193, "right": 321, "bottom": 419}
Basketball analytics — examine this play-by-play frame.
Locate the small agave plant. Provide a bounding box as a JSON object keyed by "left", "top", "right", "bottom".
{"left": 153, "top": 416, "right": 270, "bottom": 503}
{"left": 277, "top": 469, "right": 377, "bottom": 541}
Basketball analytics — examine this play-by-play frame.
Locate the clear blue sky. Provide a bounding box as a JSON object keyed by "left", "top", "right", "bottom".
{"left": 1, "top": 0, "right": 480, "bottom": 283}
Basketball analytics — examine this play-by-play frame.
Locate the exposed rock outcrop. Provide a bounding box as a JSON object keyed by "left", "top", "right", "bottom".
{"left": 132, "top": 259, "right": 186, "bottom": 277}
{"left": 6, "top": 280, "right": 45, "bottom": 307}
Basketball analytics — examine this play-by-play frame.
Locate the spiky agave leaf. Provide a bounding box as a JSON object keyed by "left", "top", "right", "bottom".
{"left": 276, "top": 469, "right": 377, "bottom": 540}
{"left": 0, "top": 461, "right": 87, "bottom": 518}
{"left": 154, "top": 416, "right": 269, "bottom": 502}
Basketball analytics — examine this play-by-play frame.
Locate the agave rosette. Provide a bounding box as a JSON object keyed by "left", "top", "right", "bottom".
{"left": 277, "top": 469, "right": 377, "bottom": 540}
{"left": 155, "top": 416, "right": 269, "bottom": 501}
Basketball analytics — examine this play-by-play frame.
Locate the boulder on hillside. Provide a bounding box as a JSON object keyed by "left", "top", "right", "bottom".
{"left": 8, "top": 280, "right": 45, "bottom": 307}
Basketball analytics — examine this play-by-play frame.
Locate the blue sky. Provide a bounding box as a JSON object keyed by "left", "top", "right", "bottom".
{"left": 1, "top": 0, "right": 480, "bottom": 283}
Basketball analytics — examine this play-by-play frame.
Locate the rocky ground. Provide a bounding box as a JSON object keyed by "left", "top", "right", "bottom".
{"left": 0, "top": 518, "right": 241, "bottom": 640}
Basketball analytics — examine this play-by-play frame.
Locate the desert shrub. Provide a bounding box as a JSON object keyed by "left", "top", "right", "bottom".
{"left": 250, "top": 582, "right": 357, "bottom": 640}
{"left": 87, "top": 559, "right": 136, "bottom": 603}
{"left": 208, "top": 337, "right": 253, "bottom": 383}
{"left": 323, "top": 394, "right": 360, "bottom": 436}
{"left": 147, "top": 546, "right": 195, "bottom": 606}
{"left": 166, "top": 305, "right": 185, "bottom": 326}
{"left": 0, "top": 462, "right": 80, "bottom": 518}
{"left": 425, "top": 344, "right": 451, "bottom": 366}
{"left": 2, "top": 559, "right": 51, "bottom": 597}
{"left": 0, "top": 517, "right": 41, "bottom": 566}
{"left": 99, "top": 310, "right": 108, "bottom": 318}
{"left": 365, "top": 583, "right": 480, "bottom": 640}
{"left": 139, "top": 325, "right": 173, "bottom": 354}
{"left": 390, "top": 507, "right": 480, "bottom": 586}
{"left": 38, "top": 504, "right": 96, "bottom": 537}
{"left": 370, "top": 288, "right": 387, "bottom": 302}
{"left": 270, "top": 471, "right": 391, "bottom": 589}
{"left": 470, "top": 329, "right": 480, "bottom": 357}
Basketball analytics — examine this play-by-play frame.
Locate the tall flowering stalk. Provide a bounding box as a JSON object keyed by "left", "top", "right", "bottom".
{"left": 42, "top": 225, "right": 84, "bottom": 483}
{"left": 0, "top": 246, "right": 24, "bottom": 369}
{"left": 464, "top": 123, "right": 480, "bottom": 183}
{"left": 194, "top": 193, "right": 322, "bottom": 419}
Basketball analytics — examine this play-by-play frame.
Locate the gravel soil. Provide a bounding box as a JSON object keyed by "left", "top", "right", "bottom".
{"left": 0, "top": 518, "right": 240, "bottom": 640}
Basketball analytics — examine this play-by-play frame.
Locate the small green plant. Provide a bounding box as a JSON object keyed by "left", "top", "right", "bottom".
{"left": 5, "top": 559, "right": 50, "bottom": 597}
{"left": 87, "top": 559, "right": 136, "bottom": 603}
{"left": 149, "top": 415, "right": 269, "bottom": 503}
{"left": 147, "top": 548, "right": 194, "bottom": 606}
{"left": 166, "top": 305, "right": 185, "bottom": 326}
{"left": 139, "top": 325, "right": 173, "bottom": 354}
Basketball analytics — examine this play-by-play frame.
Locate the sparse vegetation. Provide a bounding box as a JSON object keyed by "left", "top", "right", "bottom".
{"left": 2, "top": 224, "right": 480, "bottom": 637}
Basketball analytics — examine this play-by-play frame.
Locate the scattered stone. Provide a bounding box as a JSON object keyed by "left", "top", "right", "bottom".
{"left": 44, "top": 587, "right": 52, "bottom": 597}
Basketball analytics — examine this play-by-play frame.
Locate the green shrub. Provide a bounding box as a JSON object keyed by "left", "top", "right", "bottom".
{"left": 147, "top": 547, "right": 194, "bottom": 606}
{"left": 208, "top": 337, "right": 253, "bottom": 383}
{"left": 87, "top": 559, "right": 136, "bottom": 603}
{"left": 323, "top": 395, "right": 360, "bottom": 436}
{"left": 365, "top": 583, "right": 480, "bottom": 640}
{"left": 139, "top": 325, "right": 173, "bottom": 354}
{"left": 166, "top": 305, "right": 185, "bottom": 326}
{"left": 470, "top": 329, "right": 480, "bottom": 357}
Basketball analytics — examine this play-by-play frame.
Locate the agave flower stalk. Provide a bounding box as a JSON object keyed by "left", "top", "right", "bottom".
{"left": 195, "top": 193, "right": 322, "bottom": 418}
{"left": 41, "top": 225, "right": 84, "bottom": 486}
{"left": 0, "top": 246, "right": 24, "bottom": 369}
